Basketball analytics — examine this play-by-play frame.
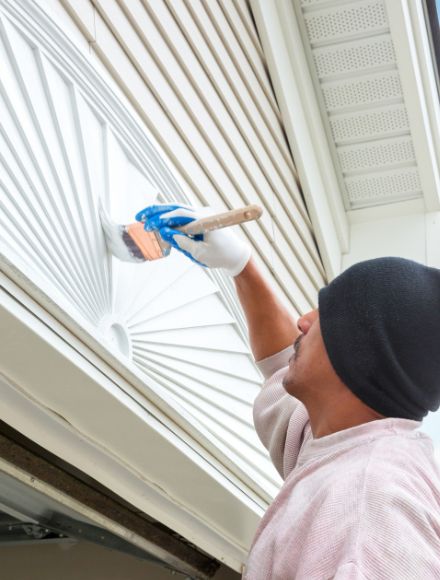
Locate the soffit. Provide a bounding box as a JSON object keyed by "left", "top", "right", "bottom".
{"left": 293, "top": 0, "right": 440, "bottom": 211}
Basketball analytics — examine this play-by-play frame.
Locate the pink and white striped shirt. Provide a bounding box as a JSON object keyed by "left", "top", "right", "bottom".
{"left": 244, "top": 347, "right": 440, "bottom": 579}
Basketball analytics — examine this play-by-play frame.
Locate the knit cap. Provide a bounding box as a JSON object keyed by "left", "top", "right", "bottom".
{"left": 318, "top": 257, "right": 440, "bottom": 420}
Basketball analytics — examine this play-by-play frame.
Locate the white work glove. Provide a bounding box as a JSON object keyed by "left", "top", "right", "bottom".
{"left": 135, "top": 204, "right": 252, "bottom": 277}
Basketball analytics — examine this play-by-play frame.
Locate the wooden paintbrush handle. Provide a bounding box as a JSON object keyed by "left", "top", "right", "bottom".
{"left": 179, "top": 205, "right": 262, "bottom": 235}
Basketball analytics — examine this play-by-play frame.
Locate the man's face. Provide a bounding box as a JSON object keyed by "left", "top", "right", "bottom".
{"left": 282, "top": 309, "right": 338, "bottom": 399}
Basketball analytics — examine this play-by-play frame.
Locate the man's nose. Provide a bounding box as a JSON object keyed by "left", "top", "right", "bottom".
{"left": 297, "top": 309, "right": 318, "bottom": 334}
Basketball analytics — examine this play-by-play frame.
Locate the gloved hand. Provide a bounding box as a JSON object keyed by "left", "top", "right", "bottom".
{"left": 135, "top": 204, "right": 252, "bottom": 277}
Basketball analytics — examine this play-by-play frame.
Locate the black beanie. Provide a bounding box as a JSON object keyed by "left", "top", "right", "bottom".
{"left": 318, "top": 257, "right": 440, "bottom": 421}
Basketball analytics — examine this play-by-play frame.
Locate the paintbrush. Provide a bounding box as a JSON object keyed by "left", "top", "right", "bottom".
{"left": 100, "top": 204, "right": 263, "bottom": 262}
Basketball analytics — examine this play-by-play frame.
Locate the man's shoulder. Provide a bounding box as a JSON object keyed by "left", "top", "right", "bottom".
{"left": 326, "top": 429, "right": 439, "bottom": 497}
{"left": 321, "top": 433, "right": 440, "bottom": 534}
{"left": 357, "top": 432, "right": 440, "bottom": 505}
{"left": 366, "top": 429, "right": 435, "bottom": 470}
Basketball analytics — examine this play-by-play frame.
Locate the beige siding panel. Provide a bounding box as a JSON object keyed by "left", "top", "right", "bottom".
{"left": 183, "top": 0, "right": 300, "bottom": 188}
{"left": 148, "top": 1, "right": 300, "bottom": 211}
{"left": 62, "top": 0, "right": 325, "bottom": 311}
{"left": 168, "top": 0, "right": 287, "bottom": 164}
{"left": 202, "top": 0, "right": 281, "bottom": 123}
{"left": 230, "top": 0, "right": 266, "bottom": 62}
{"left": 163, "top": 0, "right": 320, "bottom": 254}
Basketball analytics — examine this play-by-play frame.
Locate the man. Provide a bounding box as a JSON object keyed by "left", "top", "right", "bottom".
{"left": 136, "top": 203, "right": 440, "bottom": 579}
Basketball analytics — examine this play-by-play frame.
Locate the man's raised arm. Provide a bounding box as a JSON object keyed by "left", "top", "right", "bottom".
{"left": 234, "top": 258, "right": 299, "bottom": 361}
{"left": 134, "top": 204, "right": 300, "bottom": 361}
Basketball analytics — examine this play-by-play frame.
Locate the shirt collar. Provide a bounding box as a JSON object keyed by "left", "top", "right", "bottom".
{"left": 297, "top": 417, "right": 422, "bottom": 466}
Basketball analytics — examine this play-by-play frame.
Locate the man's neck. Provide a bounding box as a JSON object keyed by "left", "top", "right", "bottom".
{"left": 305, "top": 395, "right": 385, "bottom": 439}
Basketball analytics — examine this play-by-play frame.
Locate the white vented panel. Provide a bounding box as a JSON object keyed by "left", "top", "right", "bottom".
{"left": 338, "top": 137, "right": 416, "bottom": 173}
{"left": 0, "top": 0, "right": 282, "bottom": 505}
{"left": 304, "top": 0, "right": 388, "bottom": 44}
{"left": 345, "top": 167, "right": 422, "bottom": 204}
{"left": 295, "top": 0, "right": 424, "bottom": 209}
{"left": 313, "top": 36, "right": 396, "bottom": 79}
{"left": 321, "top": 71, "right": 403, "bottom": 112}
{"left": 330, "top": 105, "right": 410, "bottom": 144}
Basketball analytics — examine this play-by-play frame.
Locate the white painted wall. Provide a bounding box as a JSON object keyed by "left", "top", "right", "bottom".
{"left": 343, "top": 199, "right": 431, "bottom": 270}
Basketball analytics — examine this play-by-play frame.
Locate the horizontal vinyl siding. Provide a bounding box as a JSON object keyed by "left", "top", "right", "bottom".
{"left": 61, "top": 0, "right": 326, "bottom": 314}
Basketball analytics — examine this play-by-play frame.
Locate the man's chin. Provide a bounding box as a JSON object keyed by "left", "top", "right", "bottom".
{"left": 282, "top": 369, "right": 303, "bottom": 398}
